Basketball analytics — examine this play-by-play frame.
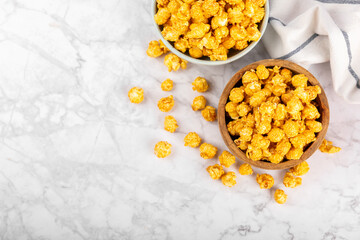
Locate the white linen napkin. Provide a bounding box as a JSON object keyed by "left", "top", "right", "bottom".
{"left": 262, "top": 0, "right": 360, "bottom": 104}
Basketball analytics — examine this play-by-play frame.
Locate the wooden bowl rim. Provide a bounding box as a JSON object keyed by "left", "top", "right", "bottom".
{"left": 218, "top": 59, "right": 330, "bottom": 170}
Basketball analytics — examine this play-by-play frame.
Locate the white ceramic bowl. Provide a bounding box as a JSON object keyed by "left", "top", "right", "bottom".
{"left": 152, "top": 0, "right": 269, "bottom": 65}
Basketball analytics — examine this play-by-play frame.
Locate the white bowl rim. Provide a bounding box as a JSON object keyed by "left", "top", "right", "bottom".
{"left": 151, "top": 0, "right": 270, "bottom": 66}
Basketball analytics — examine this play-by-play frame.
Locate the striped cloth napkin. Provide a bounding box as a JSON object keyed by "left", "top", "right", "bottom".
{"left": 262, "top": 0, "right": 360, "bottom": 103}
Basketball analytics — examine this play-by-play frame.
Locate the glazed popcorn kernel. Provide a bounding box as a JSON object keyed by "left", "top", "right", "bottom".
{"left": 256, "top": 64, "right": 270, "bottom": 80}
{"left": 290, "top": 161, "right": 309, "bottom": 176}
{"left": 239, "top": 163, "right": 253, "bottom": 175}
{"left": 229, "top": 87, "right": 245, "bottom": 103}
{"left": 192, "top": 95, "right": 207, "bottom": 111}
{"left": 286, "top": 147, "right": 303, "bottom": 160}
{"left": 305, "top": 120, "right": 322, "bottom": 133}
{"left": 154, "top": 141, "right": 172, "bottom": 158}
{"left": 199, "top": 143, "right": 218, "bottom": 159}
{"left": 164, "top": 53, "right": 187, "bottom": 72}
{"left": 147, "top": 40, "right": 166, "bottom": 58}
{"left": 164, "top": 115, "right": 178, "bottom": 133}
{"left": 192, "top": 77, "right": 209, "bottom": 92}
{"left": 283, "top": 172, "right": 302, "bottom": 188}
{"left": 128, "top": 87, "right": 144, "bottom": 104}
{"left": 184, "top": 132, "right": 202, "bottom": 147}
{"left": 201, "top": 106, "right": 217, "bottom": 121}
{"left": 256, "top": 173, "right": 274, "bottom": 189}
{"left": 158, "top": 95, "right": 175, "bottom": 112}
{"left": 292, "top": 74, "right": 308, "bottom": 88}
{"left": 221, "top": 172, "right": 237, "bottom": 187}
{"left": 267, "top": 127, "right": 285, "bottom": 143}
{"left": 219, "top": 150, "right": 236, "bottom": 168}
{"left": 207, "top": 164, "right": 225, "bottom": 180}
{"left": 274, "top": 189, "right": 287, "bottom": 204}
{"left": 161, "top": 79, "right": 174, "bottom": 91}
{"left": 319, "top": 139, "right": 341, "bottom": 154}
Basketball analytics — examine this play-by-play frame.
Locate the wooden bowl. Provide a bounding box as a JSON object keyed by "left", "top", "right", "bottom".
{"left": 218, "top": 59, "right": 329, "bottom": 170}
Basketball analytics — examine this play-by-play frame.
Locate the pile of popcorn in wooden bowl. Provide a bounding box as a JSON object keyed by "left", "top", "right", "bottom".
{"left": 218, "top": 59, "right": 330, "bottom": 170}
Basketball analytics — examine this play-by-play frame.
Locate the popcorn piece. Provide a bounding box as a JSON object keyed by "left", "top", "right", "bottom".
{"left": 202, "top": 0, "right": 220, "bottom": 18}
{"left": 161, "top": 79, "right": 174, "bottom": 91}
{"left": 164, "top": 53, "right": 187, "bottom": 72}
{"left": 292, "top": 74, "right": 308, "bottom": 88}
{"left": 222, "top": 36, "right": 236, "bottom": 49}
{"left": 267, "top": 127, "right": 285, "bottom": 143}
{"left": 167, "top": 0, "right": 181, "bottom": 14}
{"left": 245, "top": 81, "right": 261, "bottom": 96}
{"left": 164, "top": 115, "right": 178, "bottom": 133}
{"left": 147, "top": 40, "right": 165, "bottom": 58}
{"left": 209, "top": 44, "right": 228, "bottom": 61}
{"left": 154, "top": 141, "right": 172, "bottom": 158}
{"left": 251, "top": 134, "right": 270, "bottom": 150}
{"left": 190, "top": 1, "right": 208, "bottom": 24}
{"left": 184, "top": 132, "right": 201, "bottom": 147}
{"left": 192, "top": 95, "right": 207, "bottom": 111}
{"left": 319, "top": 139, "right": 341, "bottom": 153}
{"left": 174, "top": 38, "right": 190, "bottom": 53}
{"left": 283, "top": 172, "right": 302, "bottom": 188}
{"left": 274, "top": 189, "right": 287, "bottom": 204}
{"left": 154, "top": 8, "right": 171, "bottom": 25}
{"left": 286, "top": 147, "right": 303, "bottom": 160}
{"left": 269, "top": 153, "right": 284, "bottom": 164}
{"left": 246, "top": 144, "right": 263, "bottom": 161}
{"left": 199, "top": 143, "right": 218, "bottom": 159}
{"left": 239, "top": 126, "right": 253, "bottom": 142}
{"left": 221, "top": 172, "right": 237, "bottom": 187}
{"left": 256, "top": 173, "right": 274, "bottom": 189}
{"left": 207, "top": 164, "right": 225, "bottom": 180}
{"left": 275, "top": 138, "right": 291, "bottom": 156}
{"left": 211, "top": 11, "right": 228, "bottom": 29}
{"left": 305, "top": 120, "right": 322, "bottom": 133}
{"left": 237, "top": 102, "right": 251, "bottom": 117}
{"left": 283, "top": 120, "right": 300, "bottom": 138}
{"left": 128, "top": 87, "right": 144, "bottom": 104}
{"left": 187, "top": 23, "right": 211, "bottom": 39}
{"left": 229, "top": 87, "right": 245, "bottom": 103}
{"left": 219, "top": 150, "right": 236, "bottom": 168}
{"left": 201, "top": 106, "right": 217, "bottom": 121}
{"left": 234, "top": 138, "right": 249, "bottom": 150}
{"left": 192, "top": 77, "right": 209, "bottom": 92}
{"left": 239, "top": 163, "right": 253, "bottom": 175}
{"left": 302, "top": 103, "right": 320, "bottom": 120}
{"left": 256, "top": 65, "right": 269, "bottom": 80}
{"left": 189, "top": 47, "right": 203, "bottom": 58}
{"left": 230, "top": 25, "right": 247, "bottom": 41}
{"left": 290, "top": 161, "right": 309, "bottom": 176}
{"left": 158, "top": 95, "right": 175, "bottom": 112}
{"left": 246, "top": 24, "right": 261, "bottom": 41}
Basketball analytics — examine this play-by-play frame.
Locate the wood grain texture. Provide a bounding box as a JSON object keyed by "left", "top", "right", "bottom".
{"left": 218, "top": 59, "right": 330, "bottom": 170}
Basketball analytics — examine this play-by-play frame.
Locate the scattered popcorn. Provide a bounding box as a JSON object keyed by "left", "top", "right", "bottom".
{"left": 192, "top": 95, "right": 207, "bottom": 111}
{"left": 256, "top": 173, "right": 274, "bottom": 189}
{"left": 184, "top": 132, "right": 202, "bottom": 147}
{"left": 161, "top": 79, "right": 174, "bottom": 91}
{"left": 201, "top": 106, "right": 217, "bottom": 121}
{"left": 154, "top": 0, "right": 266, "bottom": 61}
{"left": 128, "top": 87, "right": 144, "bottom": 104}
{"left": 164, "top": 53, "right": 187, "bottom": 72}
{"left": 283, "top": 172, "right": 302, "bottom": 188}
{"left": 319, "top": 139, "right": 341, "bottom": 153}
{"left": 290, "top": 161, "right": 309, "bottom": 176}
{"left": 207, "top": 164, "right": 224, "bottom": 180}
{"left": 192, "top": 77, "right": 209, "bottom": 92}
{"left": 221, "top": 172, "right": 237, "bottom": 187}
{"left": 239, "top": 163, "right": 253, "bottom": 175}
{"left": 154, "top": 141, "right": 172, "bottom": 158}
{"left": 147, "top": 40, "right": 168, "bottom": 58}
{"left": 199, "top": 143, "right": 217, "bottom": 159}
{"left": 158, "top": 95, "right": 175, "bottom": 112}
{"left": 164, "top": 115, "right": 178, "bottom": 133}
{"left": 219, "top": 150, "right": 236, "bottom": 168}
{"left": 274, "top": 189, "right": 287, "bottom": 204}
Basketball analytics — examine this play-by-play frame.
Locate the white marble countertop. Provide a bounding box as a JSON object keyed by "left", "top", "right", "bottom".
{"left": 1, "top": 0, "right": 360, "bottom": 239}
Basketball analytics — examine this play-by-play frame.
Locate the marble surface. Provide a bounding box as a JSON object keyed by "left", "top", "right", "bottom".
{"left": 0, "top": 0, "right": 360, "bottom": 239}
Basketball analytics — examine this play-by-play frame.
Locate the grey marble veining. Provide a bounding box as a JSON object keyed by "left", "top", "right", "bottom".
{"left": 0, "top": 0, "right": 360, "bottom": 239}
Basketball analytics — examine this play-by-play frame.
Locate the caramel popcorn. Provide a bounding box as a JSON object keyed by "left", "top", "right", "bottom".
{"left": 164, "top": 115, "right": 178, "bottom": 133}
{"left": 207, "top": 164, "right": 225, "bottom": 180}
{"left": 221, "top": 172, "right": 237, "bottom": 187}
{"left": 154, "top": 0, "right": 265, "bottom": 61}
{"left": 184, "top": 132, "right": 202, "bottom": 147}
{"left": 158, "top": 95, "right": 175, "bottom": 112}
{"left": 225, "top": 65, "right": 323, "bottom": 164}
{"left": 128, "top": 87, "right": 144, "bottom": 104}
{"left": 319, "top": 139, "right": 341, "bottom": 153}
{"left": 154, "top": 141, "right": 172, "bottom": 158}
{"left": 219, "top": 150, "right": 236, "bottom": 168}
{"left": 283, "top": 172, "right": 302, "bottom": 188}
{"left": 164, "top": 53, "right": 187, "bottom": 72}
{"left": 161, "top": 78, "right": 174, "bottom": 91}
{"left": 239, "top": 163, "right": 253, "bottom": 175}
{"left": 274, "top": 189, "right": 287, "bottom": 204}
{"left": 201, "top": 106, "right": 217, "bottom": 121}
{"left": 290, "top": 161, "right": 309, "bottom": 176}
{"left": 192, "top": 77, "right": 209, "bottom": 92}
{"left": 199, "top": 143, "right": 217, "bottom": 159}
{"left": 256, "top": 173, "right": 274, "bottom": 189}
{"left": 147, "top": 40, "right": 169, "bottom": 58}
{"left": 192, "top": 95, "right": 207, "bottom": 111}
